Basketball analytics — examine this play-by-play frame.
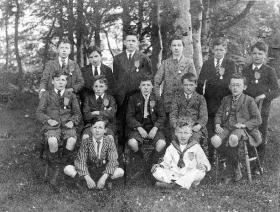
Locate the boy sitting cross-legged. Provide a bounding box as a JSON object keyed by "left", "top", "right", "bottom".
{"left": 126, "top": 75, "right": 166, "bottom": 164}
{"left": 64, "top": 117, "right": 124, "bottom": 190}
{"left": 211, "top": 73, "right": 262, "bottom": 183}
{"left": 36, "top": 70, "right": 81, "bottom": 187}
{"left": 151, "top": 118, "right": 211, "bottom": 189}
{"left": 170, "top": 72, "right": 208, "bottom": 146}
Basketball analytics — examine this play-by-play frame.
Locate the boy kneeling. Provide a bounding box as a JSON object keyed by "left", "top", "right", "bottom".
{"left": 126, "top": 75, "right": 166, "bottom": 163}
{"left": 64, "top": 117, "right": 124, "bottom": 189}
{"left": 152, "top": 118, "right": 211, "bottom": 189}
{"left": 211, "top": 73, "right": 262, "bottom": 183}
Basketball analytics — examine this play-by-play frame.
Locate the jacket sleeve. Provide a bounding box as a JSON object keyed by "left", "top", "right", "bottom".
{"left": 170, "top": 95, "right": 179, "bottom": 129}
{"left": 104, "top": 137, "right": 119, "bottom": 175}
{"left": 126, "top": 96, "right": 142, "bottom": 129}
{"left": 72, "top": 64, "right": 84, "bottom": 93}
{"left": 100, "top": 96, "right": 117, "bottom": 121}
{"left": 36, "top": 92, "right": 51, "bottom": 124}
{"left": 75, "top": 138, "right": 90, "bottom": 176}
{"left": 196, "top": 63, "right": 208, "bottom": 95}
{"left": 69, "top": 94, "right": 82, "bottom": 125}
{"left": 83, "top": 96, "right": 95, "bottom": 121}
{"left": 154, "top": 62, "right": 165, "bottom": 97}
{"left": 243, "top": 97, "right": 262, "bottom": 131}
{"left": 195, "top": 145, "right": 211, "bottom": 171}
{"left": 39, "top": 61, "right": 52, "bottom": 91}
{"left": 196, "top": 96, "right": 208, "bottom": 127}
{"left": 264, "top": 67, "right": 279, "bottom": 102}
{"left": 154, "top": 98, "right": 166, "bottom": 130}
{"left": 215, "top": 97, "right": 226, "bottom": 125}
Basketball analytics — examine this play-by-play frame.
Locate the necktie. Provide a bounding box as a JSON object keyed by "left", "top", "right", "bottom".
{"left": 94, "top": 66, "right": 98, "bottom": 76}
{"left": 128, "top": 53, "right": 132, "bottom": 61}
{"left": 62, "top": 59, "right": 66, "bottom": 69}
{"left": 216, "top": 58, "right": 220, "bottom": 70}
{"left": 57, "top": 90, "right": 61, "bottom": 97}
{"left": 97, "top": 96, "right": 103, "bottom": 109}
{"left": 143, "top": 95, "right": 149, "bottom": 118}
{"left": 96, "top": 140, "right": 101, "bottom": 159}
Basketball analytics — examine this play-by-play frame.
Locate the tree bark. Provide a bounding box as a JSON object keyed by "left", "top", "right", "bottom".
{"left": 42, "top": 19, "right": 56, "bottom": 70}
{"left": 201, "top": 0, "right": 211, "bottom": 60}
{"left": 76, "top": 0, "right": 84, "bottom": 66}
{"left": 121, "top": 0, "right": 131, "bottom": 47}
{"left": 191, "top": 0, "right": 203, "bottom": 75}
{"left": 14, "top": 0, "right": 23, "bottom": 91}
{"left": 4, "top": 6, "right": 9, "bottom": 73}
{"left": 151, "top": 0, "right": 162, "bottom": 74}
{"left": 58, "top": 0, "right": 64, "bottom": 40}
{"left": 68, "top": 0, "right": 74, "bottom": 59}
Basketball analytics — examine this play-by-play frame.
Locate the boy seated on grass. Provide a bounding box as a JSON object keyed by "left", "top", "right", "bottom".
{"left": 151, "top": 118, "right": 211, "bottom": 189}
{"left": 211, "top": 73, "right": 262, "bottom": 184}
{"left": 126, "top": 75, "right": 166, "bottom": 164}
{"left": 82, "top": 75, "right": 117, "bottom": 144}
{"left": 170, "top": 72, "right": 208, "bottom": 146}
{"left": 36, "top": 70, "right": 81, "bottom": 187}
{"left": 64, "top": 117, "right": 124, "bottom": 190}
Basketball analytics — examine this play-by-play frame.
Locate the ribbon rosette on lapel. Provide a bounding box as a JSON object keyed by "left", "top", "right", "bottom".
{"left": 134, "top": 60, "right": 140, "bottom": 72}
{"left": 149, "top": 99, "right": 156, "bottom": 113}
{"left": 219, "top": 67, "right": 225, "bottom": 79}
{"left": 225, "top": 106, "right": 230, "bottom": 117}
{"left": 68, "top": 61, "right": 74, "bottom": 76}
{"left": 103, "top": 98, "right": 109, "bottom": 110}
{"left": 254, "top": 71, "right": 260, "bottom": 84}
{"left": 63, "top": 97, "right": 70, "bottom": 109}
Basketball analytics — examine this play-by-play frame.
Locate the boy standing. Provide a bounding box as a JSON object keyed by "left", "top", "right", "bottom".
{"left": 126, "top": 76, "right": 166, "bottom": 163}
{"left": 152, "top": 118, "right": 211, "bottom": 189}
{"left": 170, "top": 73, "right": 208, "bottom": 145}
{"left": 211, "top": 73, "right": 262, "bottom": 183}
{"left": 242, "top": 41, "right": 279, "bottom": 173}
{"left": 36, "top": 71, "right": 81, "bottom": 186}
{"left": 64, "top": 118, "right": 124, "bottom": 190}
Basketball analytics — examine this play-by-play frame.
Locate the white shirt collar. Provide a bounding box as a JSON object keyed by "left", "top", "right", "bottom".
{"left": 59, "top": 57, "right": 68, "bottom": 66}
{"left": 184, "top": 92, "right": 193, "bottom": 99}
{"left": 126, "top": 50, "right": 135, "bottom": 58}
{"left": 142, "top": 93, "right": 151, "bottom": 100}
{"left": 54, "top": 88, "right": 65, "bottom": 96}
{"left": 92, "top": 65, "right": 101, "bottom": 75}
{"left": 214, "top": 57, "right": 224, "bottom": 65}
{"left": 179, "top": 144, "right": 188, "bottom": 152}
{"left": 252, "top": 64, "right": 262, "bottom": 70}
{"left": 95, "top": 94, "right": 105, "bottom": 100}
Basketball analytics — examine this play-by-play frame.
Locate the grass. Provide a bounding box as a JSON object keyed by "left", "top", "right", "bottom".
{"left": 0, "top": 93, "right": 279, "bottom": 212}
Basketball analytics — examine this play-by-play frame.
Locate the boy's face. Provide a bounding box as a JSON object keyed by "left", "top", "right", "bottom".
{"left": 170, "top": 40, "right": 184, "bottom": 57}
{"left": 58, "top": 42, "right": 71, "bottom": 59}
{"left": 91, "top": 121, "right": 107, "bottom": 140}
{"left": 93, "top": 80, "right": 107, "bottom": 96}
{"left": 89, "top": 51, "right": 101, "bottom": 66}
{"left": 182, "top": 79, "right": 197, "bottom": 95}
{"left": 213, "top": 45, "right": 226, "bottom": 60}
{"left": 52, "top": 75, "right": 67, "bottom": 90}
{"left": 251, "top": 47, "right": 266, "bottom": 65}
{"left": 175, "top": 126, "right": 193, "bottom": 145}
{"left": 124, "top": 35, "right": 138, "bottom": 52}
{"left": 139, "top": 80, "right": 153, "bottom": 96}
{"left": 229, "top": 78, "right": 246, "bottom": 97}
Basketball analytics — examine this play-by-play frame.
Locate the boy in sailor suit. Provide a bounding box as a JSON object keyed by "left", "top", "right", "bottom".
{"left": 151, "top": 118, "right": 211, "bottom": 189}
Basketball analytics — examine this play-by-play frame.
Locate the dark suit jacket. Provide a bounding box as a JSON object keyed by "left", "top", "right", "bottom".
{"left": 40, "top": 57, "right": 84, "bottom": 93}
{"left": 126, "top": 92, "right": 166, "bottom": 132}
{"left": 113, "top": 51, "right": 152, "bottom": 106}
{"left": 80, "top": 63, "right": 115, "bottom": 99}
{"left": 36, "top": 90, "right": 81, "bottom": 131}
{"left": 215, "top": 94, "right": 262, "bottom": 146}
{"left": 242, "top": 64, "right": 279, "bottom": 115}
{"left": 83, "top": 93, "right": 117, "bottom": 132}
{"left": 197, "top": 57, "right": 236, "bottom": 117}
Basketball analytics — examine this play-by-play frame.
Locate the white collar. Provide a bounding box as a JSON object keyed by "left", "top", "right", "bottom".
{"left": 252, "top": 64, "right": 262, "bottom": 70}
{"left": 92, "top": 64, "right": 101, "bottom": 68}
{"left": 92, "top": 136, "right": 103, "bottom": 144}
{"left": 214, "top": 57, "right": 224, "bottom": 65}
{"left": 59, "top": 57, "right": 68, "bottom": 65}
{"left": 184, "top": 92, "right": 193, "bottom": 99}
{"left": 142, "top": 93, "right": 151, "bottom": 100}
{"left": 95, "top": 94, "right": 105, "bottom": 100}
{"left": 179, "top": 143, "right": 188, "bottom": 152}
{"left": 126, "top": 50, "right": 135, "bottom": 58}
{"left": 54, "top": 88, "right": 65, "bottom": 96}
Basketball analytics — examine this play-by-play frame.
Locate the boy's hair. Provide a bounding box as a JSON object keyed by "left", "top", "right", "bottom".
{"left": 125, "top": 30, "right": 139, "bottom": 40}
{"left": 229, "top": 73, "right": 247, "bottom": 86}
{"left": 181, "top": 72, "right": 197, "bottom": 84}
{"left": 175, "top": 117, "right": 194, "bottom": 130}
{"left": 57, "top": 38, "right": 71, "bottom": 47}
{"left": 251, "top": 41, "right": 268, "bottom": 53}
{"left": 139, "top": 75, "right": 154, "bottom": 85}
{"left": 212, "top": 37, "right": 227, "bottom": 48}
{"left": 52, "top": 70, "right": 68, "bottom": 79}
{"left": 170, "top": 35, "right": 185, "bottom": 46}
{"left": 91, "top": 116, "right": 109, "bottom": 128}
{"left": 87, "top": 46, "right": 102, "bottom": 56}
{"left": 93, "top": 75, "right": 108, "bottom": 87}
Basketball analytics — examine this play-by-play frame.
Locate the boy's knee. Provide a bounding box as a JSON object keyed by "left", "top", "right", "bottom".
{"left": 111, "top": 167, "right": 124, "bottom": 179}
{"left": 228, "top": 134, "right": 239, "bottom": 147}
{"left": 48, "top": 137, "right": 58, "bottom": 153}
{"left": 128, "top": 139, "right": 138, "bottom": 152}
{"left": 211, "top": 135, "right": 222, "bottom": 148}
{"left": 66, "top": 137, "right": 76, "bottom": 151}
{"left": 155, "top": 139, "right": 166, "bottom": 152}
{"left": 64, "top": 165, "right": 77, "bottom": 178}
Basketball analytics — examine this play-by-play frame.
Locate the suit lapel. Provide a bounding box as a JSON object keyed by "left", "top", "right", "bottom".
{"left": 100, "top": 136, "right": 108, "bottom": 159}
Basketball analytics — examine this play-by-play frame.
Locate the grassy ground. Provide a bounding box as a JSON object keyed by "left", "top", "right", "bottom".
{"left": 0, "top": 93, "right": 279, "bottom": 212}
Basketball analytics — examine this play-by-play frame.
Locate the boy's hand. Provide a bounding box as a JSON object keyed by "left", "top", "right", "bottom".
{"left": 234, "top": 123, "right": 246, "bottom": 129}
{"left": 255, "top": 94, "right": 265, "bottom": 103}
{"left": 197, "top": 163, "right": 207, "bottom": 172}
{"left": 192, "top": 124, "right": 201, "bottom": 132}
{"left": 148, "top": 127, "right": 158, "bottom": 139}
{"left": 91, "top": 111, "right": 100, "bottom": 115}
{"left": 47, "top": 119, "right": 59, "bottom": 127}
{"left": 65, "top": 121, "right": 74, "bottom": 128}
{"left": 137, "top": 127, "right": 148, "bottom": 138}
{"left": 215, "top": 124, "right": 224, "bottom": 134}
{"left": 151, "top": 164, "right": 163, "bottom": 173}
{"left": 97, "top": 174, "right": 109, "bottom": 189}
{"left": 84, "top": 175, "right": 96, "bottom": 189}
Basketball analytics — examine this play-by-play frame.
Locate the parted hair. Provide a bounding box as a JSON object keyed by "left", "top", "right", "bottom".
{"left": 92, "top": 75, "right": 108, "bottom": 87}
{"left": 87, "top": 46, "right": 102, "bottom": 56}
{"left": 57, "top": 38, "right": 71, "bottom": 47}
{"left": 52, "top": 70, "right": 68, "bottom": 79}
{"left": 229, "top": 73, "right": 247, "bottom": 86}
{"left": 212, "top": 37, "right": 227, "bottom": 48}
{"left": 90, "top": 116, "right": 109, "bottom": 128}
{"left": 181, "top": 72, "right": 197, "bottom": 84}
{"left": 251, "top": 41, "right": 268, "bottom": 53}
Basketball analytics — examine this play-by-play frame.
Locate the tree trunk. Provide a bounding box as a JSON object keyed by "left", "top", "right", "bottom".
{"left": 42, "top": 19, "right": 56, "bottom": 70}
{"left": 191, "top": 0, "right": 203, "bottom": 75}
{"left": 4, "top": 7, "right": 9, "bottom": 73}
{"left": 122, "top": 0, "right": 131, "bottom": 47}
{"left": 58, "top": 0, "right": 64, "bottom": 40}
{"left": 76, "top": 0, "right": 84, "bottom": 66}
{"left": 137, "top": 0, "right": 144, "bottom": 41}
{"left": 151, "top": 0, "right": 162, "bottom": 74}
{"left": 104, "top": 30, "right": 115, "bottom": 59}
{"left": 14, "top": 0, "right": 23, "bottom": 91}
{"left": 173, "top": 0, "right": 193, "bottom": 60}
{"left": 201, "top": 0, "right": 211, "bottom": 60}
{"left": 68, "top": 0, "right": 74, "bottom": 59}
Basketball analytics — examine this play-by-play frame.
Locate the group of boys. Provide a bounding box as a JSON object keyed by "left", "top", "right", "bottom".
{"left": 36, "top": 35, "right": 279, "bottom": 190}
